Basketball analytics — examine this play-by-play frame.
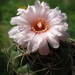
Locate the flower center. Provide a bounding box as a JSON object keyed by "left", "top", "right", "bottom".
{"left": 31, "top": 18, "right": 49, "bottom": 33}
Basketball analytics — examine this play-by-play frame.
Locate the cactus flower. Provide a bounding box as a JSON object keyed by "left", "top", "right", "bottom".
{"left": 8, "top": 0, "right": 69, "bottom": 55}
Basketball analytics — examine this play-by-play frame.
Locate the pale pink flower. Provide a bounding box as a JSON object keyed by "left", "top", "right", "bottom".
{"left": 8, "top": 0, "right": 69, "bottom": 55}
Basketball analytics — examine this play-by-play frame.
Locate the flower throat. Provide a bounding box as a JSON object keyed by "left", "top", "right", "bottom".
{"left": 31, "top": 18, "right": 49, "bottom": 34}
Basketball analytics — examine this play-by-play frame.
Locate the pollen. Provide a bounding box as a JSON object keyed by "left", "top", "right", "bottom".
{"left": 31, "top": 18, "right": 49, "bottom": 34}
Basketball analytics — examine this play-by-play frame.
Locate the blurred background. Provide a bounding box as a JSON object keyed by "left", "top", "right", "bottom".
{"left": 0, "top": 0, "right": 75, "bottom": 74}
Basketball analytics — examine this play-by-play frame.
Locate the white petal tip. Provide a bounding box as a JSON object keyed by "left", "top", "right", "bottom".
{"left": 53, "top": 44, "right": 59, "bottom": 48}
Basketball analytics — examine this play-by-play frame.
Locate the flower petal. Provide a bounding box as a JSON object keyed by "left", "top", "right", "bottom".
{"left": 35, "top": 0, "right": 43, "bottom": 17}
{"left": 58, "top": 32, "right": 70, "bottom": 41}
{"left": 27, "top": 6, "right": 36, "bottom": 19}
{"left": 47, "top": 35, "right": 59, "bottom": 48}
{"left": 8, "top": 0, "right": 69, "bottom": 55}
{"left": 23, "top": 31, "right": 35, "bottom": 41}
{"left": 8, "top": 26, "right": 20, "bottom": 38}
{"left": 39, "top": 40, "right": 50, "bottom": 55}
{"left": 48, "top": 7, "right": 60, "bottom": 21}
{"left": 27, "top": 34, "right": 43, "bottom": 53}
{"left": 10, "top": 16, "right": 30, "bottom": 26}
{"left": 49, "top": 28, "right": 62, "bottom": 36}
{"left": 51, "top": 23, "right": 68, "bottom": 31}
{"left": 13, "top": 32, "right": 25, "bottom": 45}
{"left": 41, "top": 1, "right": 50, "bottom": 10}
{"left": 17, "top": 8, "right": 26, "bottom": 15}
{"left": 48, "top": 8, "right": 67, "bottom": 26}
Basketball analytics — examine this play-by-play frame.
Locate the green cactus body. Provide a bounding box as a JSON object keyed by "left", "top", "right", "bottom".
{"left": 7, "top": 41, "right": 73, "bottom": 75}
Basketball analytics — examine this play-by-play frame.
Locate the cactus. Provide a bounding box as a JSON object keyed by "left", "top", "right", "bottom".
{"left": 6, "top": 40, "right": 74, "bottom": 75}
{"left": 7, "top": 0, "right": 74, "bottom": 75}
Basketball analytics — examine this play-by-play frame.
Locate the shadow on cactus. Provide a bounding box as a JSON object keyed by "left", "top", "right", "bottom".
{"left": 6, "top": 40, "right": 74, "bottom": 75}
